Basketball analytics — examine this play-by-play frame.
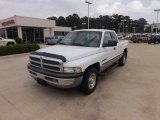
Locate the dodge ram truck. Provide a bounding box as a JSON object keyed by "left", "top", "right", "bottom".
{"left": 28, "top": 29, "right": 128, "bottom": 94}
{"left": 0, "top": 37, "right": 16, "bottom": 46}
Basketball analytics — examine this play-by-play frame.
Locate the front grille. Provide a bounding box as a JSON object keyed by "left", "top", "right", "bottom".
{"left": 30, "top": 56, "right": 40, "bottom": 62}
{"left": 30, "top": 61, "right": 41, "bottom": 67}
{"left": 29, "top": 55, "right": 63, "bottom": 72}
{"left": 42, "top": 65, "right": 60, "bottom": 71}
{"left": 42, "top": 59, "right": 60, "bottom": 65}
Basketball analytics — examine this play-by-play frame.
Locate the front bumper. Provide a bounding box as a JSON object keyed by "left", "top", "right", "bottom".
{"left": 28, "top": 64, "right": 83, "bottom": 88}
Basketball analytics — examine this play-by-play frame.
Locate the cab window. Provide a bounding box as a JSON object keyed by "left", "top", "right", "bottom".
{"left": 103, "top": 32, "right": 112, "bottom": 45}
{"left": 110, "top": 32, "right": 118, "bottom": 41}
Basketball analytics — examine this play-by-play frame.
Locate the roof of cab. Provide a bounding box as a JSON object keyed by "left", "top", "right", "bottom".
{"left": 74, "top": 29, "right": 115, "bottom": 32}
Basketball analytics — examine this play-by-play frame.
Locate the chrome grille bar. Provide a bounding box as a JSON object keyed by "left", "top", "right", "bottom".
{"left": 29, "top": 55, "right": 63, "bottom": 73}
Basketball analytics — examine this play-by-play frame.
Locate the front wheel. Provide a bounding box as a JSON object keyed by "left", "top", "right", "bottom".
{"left": 118, "top": 52, "right": 127, "bottom": 66}
{"left": 80, "top": 68, "right": 98, "bottom": 94}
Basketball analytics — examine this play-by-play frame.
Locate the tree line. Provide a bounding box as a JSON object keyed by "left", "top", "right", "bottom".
{"left": 48, "top": 13, "right": 150, "bottom": 33}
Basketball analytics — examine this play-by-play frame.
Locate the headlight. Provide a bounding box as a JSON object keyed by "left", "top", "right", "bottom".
{"left": 63, "top": 67, "right": 82, "bottom": 73}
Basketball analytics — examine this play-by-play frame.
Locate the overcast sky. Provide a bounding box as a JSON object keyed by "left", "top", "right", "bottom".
{"left": 0, "top": 0, "right": 160, "bottom": 23}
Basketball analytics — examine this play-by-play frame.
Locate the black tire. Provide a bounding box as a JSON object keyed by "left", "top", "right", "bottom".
{"left": 118, "top": 52, "right": 127, "bottom": 66}
{"left": 148, "top": 42, "right": 151, "bottom": 44}
{"left": 138, "top": 39, "right": 142, "bottom": 43}
{"left": 154, "top": 40, "right": 158, "bottom": 44}
{"left": 45, "top": 41, "right": 48, "bottom": 45}
{"left": 7, "top": 42, "right": 14, "bottom": 46}
{"left": 80, "top": 68, "right": 98, "bottom": 94}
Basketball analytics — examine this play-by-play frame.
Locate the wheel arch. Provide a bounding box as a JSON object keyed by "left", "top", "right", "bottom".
{"left": 124, "top": 48, "right": 128, "bottom": 59}
{"left": 84, "top": 62, "right": 100, "bottom": 73}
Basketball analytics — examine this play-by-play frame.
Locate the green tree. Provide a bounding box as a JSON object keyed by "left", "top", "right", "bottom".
{"left": 57, "top": 16, "right": 66, "bottom": 26}
{"left": 47, "top": 13, "right": 148, "bottom": 33}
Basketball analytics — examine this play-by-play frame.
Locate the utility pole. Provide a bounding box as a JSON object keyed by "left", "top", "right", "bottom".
{"left": 82, "top": 23, "right": 86, "bottom": 29}
{"left": 133, "top": 26, "right": 136, "bottom": 33}
{"left": 118, "top": 23, "right": 122, "bottom": 33}
{"left": 125, "top": 25, "right": 128, "bottom": 33}
{"left": 85, "top": 1, "right": 92, "bottom": 29}
{"left": 154, "top": 9, "right": 160, "bottom": 34}
{"left": 121, "top": 20, "right": 126, "bottom": 34}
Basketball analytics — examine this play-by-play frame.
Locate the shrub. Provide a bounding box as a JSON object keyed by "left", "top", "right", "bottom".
{"left": 15, "top": 37, "right": 23, "bottom": 44}
{"left": 0, "top": 44, "right": 40, "bottom": 56}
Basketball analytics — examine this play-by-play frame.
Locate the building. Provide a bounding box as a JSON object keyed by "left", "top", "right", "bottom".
{"left": 151, "top": 23, "right": 160, "bottom": 33}
{"left": 0, "top": 15, "right": 72, "bottom": 43}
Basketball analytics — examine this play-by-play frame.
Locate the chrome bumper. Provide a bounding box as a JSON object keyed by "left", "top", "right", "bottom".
{"left": 28, "top": 65, "right": 83, "bottom": 88}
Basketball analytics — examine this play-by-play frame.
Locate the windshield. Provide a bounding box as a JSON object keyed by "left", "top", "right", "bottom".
{"left": 59, "top": 31, "right": 102, "bottom": 47}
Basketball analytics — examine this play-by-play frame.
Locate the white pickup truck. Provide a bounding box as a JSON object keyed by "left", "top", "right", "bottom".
{"left": 0, "top": 37, "right": 16, "bottom": 46}
{"left": 28, "top": 29, "right": 128, "bottom": 94}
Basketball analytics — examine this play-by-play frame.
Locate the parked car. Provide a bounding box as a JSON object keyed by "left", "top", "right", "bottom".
{"left": 45, "top": 36, "right": 64, "bottom": 45}
{"left": 117, "top": 34, "right": 123, "bottom": 39}
{"left": 0, "top": 37, "right": 16, "bottom": 46}
{"left": 148, "top": 35, "right": 160, "bottom": 44}
{"left": 28, "top": 29, "right": 128, "bottom": 94}
{"left": 131, "top": 34, "right": 148, "bottom": 43}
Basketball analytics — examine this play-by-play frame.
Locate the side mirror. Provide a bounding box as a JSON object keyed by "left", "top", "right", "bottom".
{"left": 103, "top": 40, "right": 118, "bottom": 47}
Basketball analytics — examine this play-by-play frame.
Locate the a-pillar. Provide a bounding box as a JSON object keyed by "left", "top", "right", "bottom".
{"left": 17, "top": 26, "right": 23, "bottom": 40}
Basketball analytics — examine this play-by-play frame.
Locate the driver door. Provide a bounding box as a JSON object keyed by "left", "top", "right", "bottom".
{"left": 101, "top": 32, "right": 117, "bottom": 71}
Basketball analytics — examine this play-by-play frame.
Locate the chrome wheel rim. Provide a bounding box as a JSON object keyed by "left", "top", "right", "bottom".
{"left": 88, "top": 73, "right": 96, "bottom": 90}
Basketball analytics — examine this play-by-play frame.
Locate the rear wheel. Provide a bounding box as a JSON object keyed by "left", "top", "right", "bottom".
{"left": 119, "top": 51, "right": 127, "bottom": 66}
{"left": 138, "top": 39, "right": 142, "bottom": 43}
{"left": 80, "top": 68, "right": 98, "bottom": 94}
{"left": 7, "top": 42, "right": 14, "bottom": 46}
{"left": 155, "top": 40, "right": 158, "bottom": 44}
{"left": 45, "top": 41, "right": 48, "bottom": 45}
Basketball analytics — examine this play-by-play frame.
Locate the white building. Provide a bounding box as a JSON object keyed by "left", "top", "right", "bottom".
{"left": 151, "top": 23, "right": 160, "bottom": 33}
{"left": 0, "top": 15, "right": 72, "bottom": 43}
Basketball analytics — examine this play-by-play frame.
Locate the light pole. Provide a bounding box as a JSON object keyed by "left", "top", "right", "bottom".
{"left": 133, "top": 26, "right": 136, "bottom": 33}
{"left": 82, "top": 23, "right": 86, "bottom": 29}
{"left": 121, "top": 19, "right": 126, "bottom": 34}
{"left": 102, "top": 26, "right": 105, "bottom": 29}
{"left": 154, "top": 9, "right": 160, "bottom": 34}
{"left": 118, "top": 23, "right": 122, "bottom": 33}
{"left": 85, "top": 1, "right": 92, "bottom": 29}
{"left": 125, "top": 25, "right": 128, "bottom": 33}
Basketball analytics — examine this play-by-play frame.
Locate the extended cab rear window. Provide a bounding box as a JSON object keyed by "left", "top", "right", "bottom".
{"left": 110, "top": 32, "right": 118, "bottom": 41}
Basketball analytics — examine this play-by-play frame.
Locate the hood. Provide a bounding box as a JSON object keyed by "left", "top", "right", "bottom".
{"left": 37, "top": 45, "right": 102, "bottom": 62}
{"left": 3, "top": 39, "right": 15, "bottom": 42}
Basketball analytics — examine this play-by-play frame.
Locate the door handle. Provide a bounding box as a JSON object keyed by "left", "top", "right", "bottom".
{"left": 114, "top": 47, "right": 116, "bottom": 50}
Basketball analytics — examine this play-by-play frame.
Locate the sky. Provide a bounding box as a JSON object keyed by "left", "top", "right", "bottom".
{"left": 0, "top": 0, "right": 160, "bottom": 23}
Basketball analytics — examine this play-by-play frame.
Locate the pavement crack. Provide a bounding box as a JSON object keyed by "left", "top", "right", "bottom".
{"left": 0, "top": 94, "right": 30, "bottom": 120}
